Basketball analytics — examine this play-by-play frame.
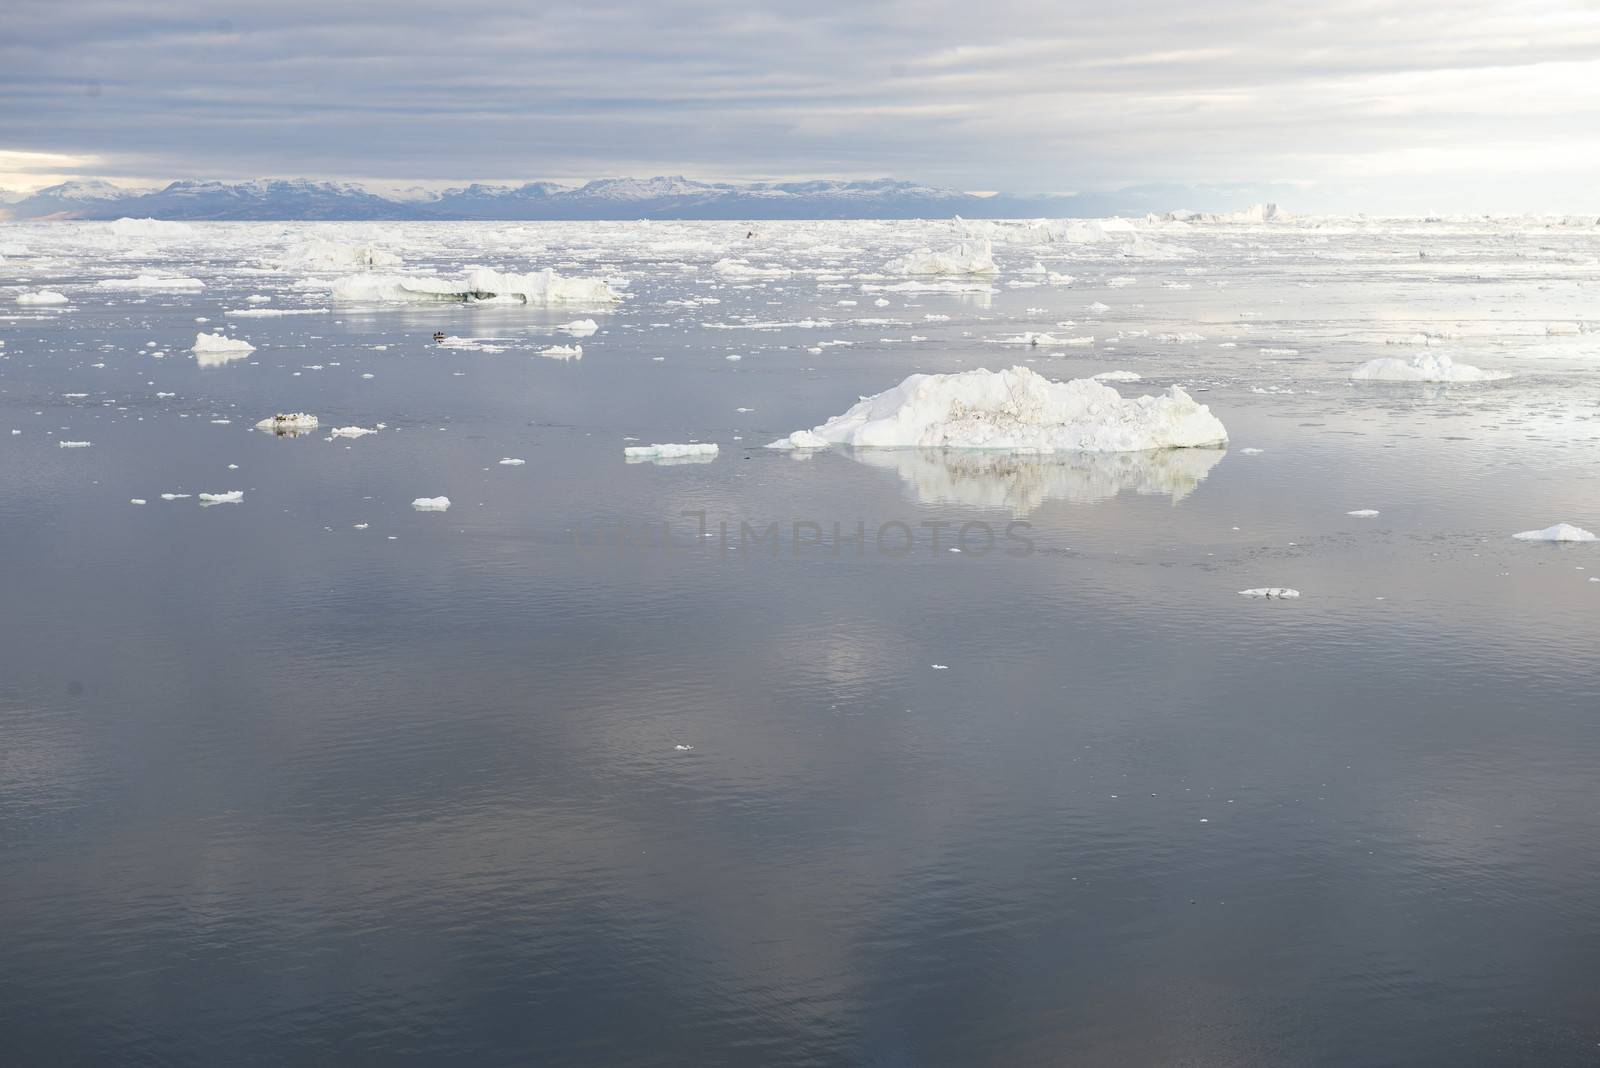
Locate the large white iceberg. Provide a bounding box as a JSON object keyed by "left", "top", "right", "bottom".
{"left": 330, "top": 268, "right": 620, "bottom": 305}
{"left": 884, "top": 238, "right": 997, "bottom": 276}
{"left": 1351, "top": 353, "right": 1508, "bottom": 382}
{"left": 768, "top": 366, "right": 1227, "bottom": 452}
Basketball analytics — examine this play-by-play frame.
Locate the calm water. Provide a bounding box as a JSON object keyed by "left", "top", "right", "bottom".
{"left": 3, "top": 218, "right": 1600, "bottom": 1065}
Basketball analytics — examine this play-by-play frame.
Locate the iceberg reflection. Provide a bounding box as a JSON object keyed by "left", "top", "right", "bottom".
{"left": 849, "top": 446, "right": 1226, "bottom": 513}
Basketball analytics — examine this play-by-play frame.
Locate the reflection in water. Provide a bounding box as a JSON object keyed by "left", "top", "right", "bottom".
{"left": 193, "top": 349, "right": 251, "bottom": 369}
{"left": 849, "top": 446, "right": 1226, "bottom": 512}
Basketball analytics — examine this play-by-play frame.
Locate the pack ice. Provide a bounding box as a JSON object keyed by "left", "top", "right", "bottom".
{"left": 330, "top": 268, "right": 620, "bottom": 305}
{"left": 767, "top": 366, "right": 1227, "bottom": 452}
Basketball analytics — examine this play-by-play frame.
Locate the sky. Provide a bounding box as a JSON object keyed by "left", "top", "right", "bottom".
{"left": 2, "top": 0, "right": 1599, "bottom": 212}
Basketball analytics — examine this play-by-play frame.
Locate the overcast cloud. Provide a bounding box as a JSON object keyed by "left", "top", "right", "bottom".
{"left": 2, "top": 0, "right": 1598, "bottom": 211}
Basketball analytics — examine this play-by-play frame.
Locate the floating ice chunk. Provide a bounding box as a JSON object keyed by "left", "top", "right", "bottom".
{"left": 559, "top": 318, "right": 599, "bottom": 336}
{"left": 498, "top": 457, "right": 526, "bottom": 465}
{"left": 674, "top": 744, "right": 695, "bottom": 751}
{"left": 1239, "top": 588, "right": 1300, "bottom": 599}
{"left": 724, "top": 353, "right": 742, "bottom": 361}
{"left": 130, "top": 498, "right": 146, "bottom": 505}
{"left": 765, "top": 429, "right": 832, "bottom": 450}
{"left": 96, "top": 274, "right": 204, "bottom": 290}
{"left": 16, "top": 289, "right": 68, "bottom": 304}
{"left": 58, "top": 440, "right": 91, "bottom": 448}
{"left": 884, "top": 238, "right": 997, "bottom": 276}
{"left": 193, "top": 332, "right": 255, "bottom": 357}
{"left": 778, "top": 366, "right": 1227, "bottom": 452}
{"left": 254, "top": 412, "right": 319, "bottom": 434}
{"left": 1351, "top": 353, "right": 1508, "bottom": 382}
{"left": 412, "top": 496, "right": 451, "bottom": 511}
{"left": 1086, "top": 301, "right": 1111, "bottom": 313}
{"left": 160, "top": 493, "right": 192, "bottom": 500}
{"left": 1093, "top": 370, "right": 1142, "bottom": 382}
{"left": 198, "top": 490, "right": 243, "bottom": 505}
{"left": 624, "top": 443, "right": 719, "bottom": 461}
{"left": 1347, "top": 509, "right": 1380, "bottom": 517}
{"left": 1513, "top": 524, "right": 1596, "bottom": 542}
{"left": 330, "top": 426, "right": 378, "bottom": 438}
{"left": 538, "top": 344, "right": 582, "bottom": 359}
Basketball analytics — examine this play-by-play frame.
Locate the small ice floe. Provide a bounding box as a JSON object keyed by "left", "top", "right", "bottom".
{"left": 1513, "top": 524, "right": 1596, "bottom": 542}
{"left": 725, "top": 353, "right": 742, "bottom": 361}
{"left": 17, "top": 290, "right": 68, "bottom": 304}
{"left": 931, "top": 664, "right": 949, "bottom": 670}
{"left": 1240, "top": 447, "right": 1264, "bottom": 455}
{"left": 674, "top": 744, "right": 695, "bottom": 751}
{"left": 58, "top": 440, "right": 92, "bottom": 448}
{"left": 198, "top": 490, "right": 243, "bottom": 505}
{"left": 329, "top": 426, "right": 378, "bottom": 438}
{"left": 537, "top": 344, "right": 582, "bottom": 360}
{"left": 160, "top": 493, "right": 191, "bottom": 500}
{"left": 765, "top": 429, "right": 831, "bottom": 450}
{"left": 624, "top": 443, "right": 719, "bottom": 461}
{"left": 1086, "top": 301, "right": 1111, "bottom": 313}
{"left": 1347, "top": 509, "right": 1380, "bottom": 517}
{"left": 1239, "top": 588, "right": 1300, "bottom": 599}
{"left": 498, "top": 457, "right": 526, "bottom": 465}
{"left": 1351, "top": 353, "right": 1508, "bottom": 383}
{"left": 254, "top": 413, "right": 319, "bottom": 435}
{"left": 193, "top": 332, "right": 255, "bottom": 356}
{"left": 225, "top": 307, "right": 329, "bottom": 318}
{"left": 412, "top": 496, "right": 451, "bottom": 511}
{"left": 1092, "top": 370, "right": 1142, "bottom": 382}
{"left": 130, "top": 498, "right": 146, "bottom": 505}
{"left": 559, "top": 319, "right": 599, "bottom": 336}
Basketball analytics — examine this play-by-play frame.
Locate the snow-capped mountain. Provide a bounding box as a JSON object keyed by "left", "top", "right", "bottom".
{"left": 0, "top": 175, "right": 1305, "bottom": 221}
{"left": 2, "top": 175, "right": 1031, "bottom": 221}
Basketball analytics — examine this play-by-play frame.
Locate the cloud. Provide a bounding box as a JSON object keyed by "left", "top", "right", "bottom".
{"left": 2, "top": 0, "right": 1598, "bottom": 209}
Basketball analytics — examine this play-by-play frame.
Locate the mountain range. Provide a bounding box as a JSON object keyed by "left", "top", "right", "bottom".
{"left": 0, "top": 176, "right": 1300, "bottom": 222}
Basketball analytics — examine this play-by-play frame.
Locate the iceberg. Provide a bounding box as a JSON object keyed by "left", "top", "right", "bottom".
{"left": 623, "top": 442, "right": 719, "bottom": 461}
{"left": 254, "top": 412, "right": 318, "bottom": 434}
{"left": 1351, "top": 353, "right": 1508, "bottom": 382}
{"left": 107, "top": 218, "right": 194, "bottom": 240}
{"left": 884, "top": 238, "right": 997, "bottom": 276}
{"left": 412, "top": 496, "right": 451, "bottom": 511}
{"left": 16, "top": 290, "right": 68, "bottom": 304}
{"left": 773, "top": 366, "right": 1227, "bottom": 452}
{"left": 1240, "top": 588, "right": 1300, "bottom": 599}
{"left": 1513, "top": 524, "right": 1596, "bottom": 542}
{"left": 193, "top": 332, "right": 255, "bottom": 355}
{"left": 198, "top": 490, "right": 243, "bottom": 505}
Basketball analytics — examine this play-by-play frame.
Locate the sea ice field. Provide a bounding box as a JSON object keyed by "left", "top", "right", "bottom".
{"left": 4, "top": 212, "right": 1600, "bottom": 1065}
